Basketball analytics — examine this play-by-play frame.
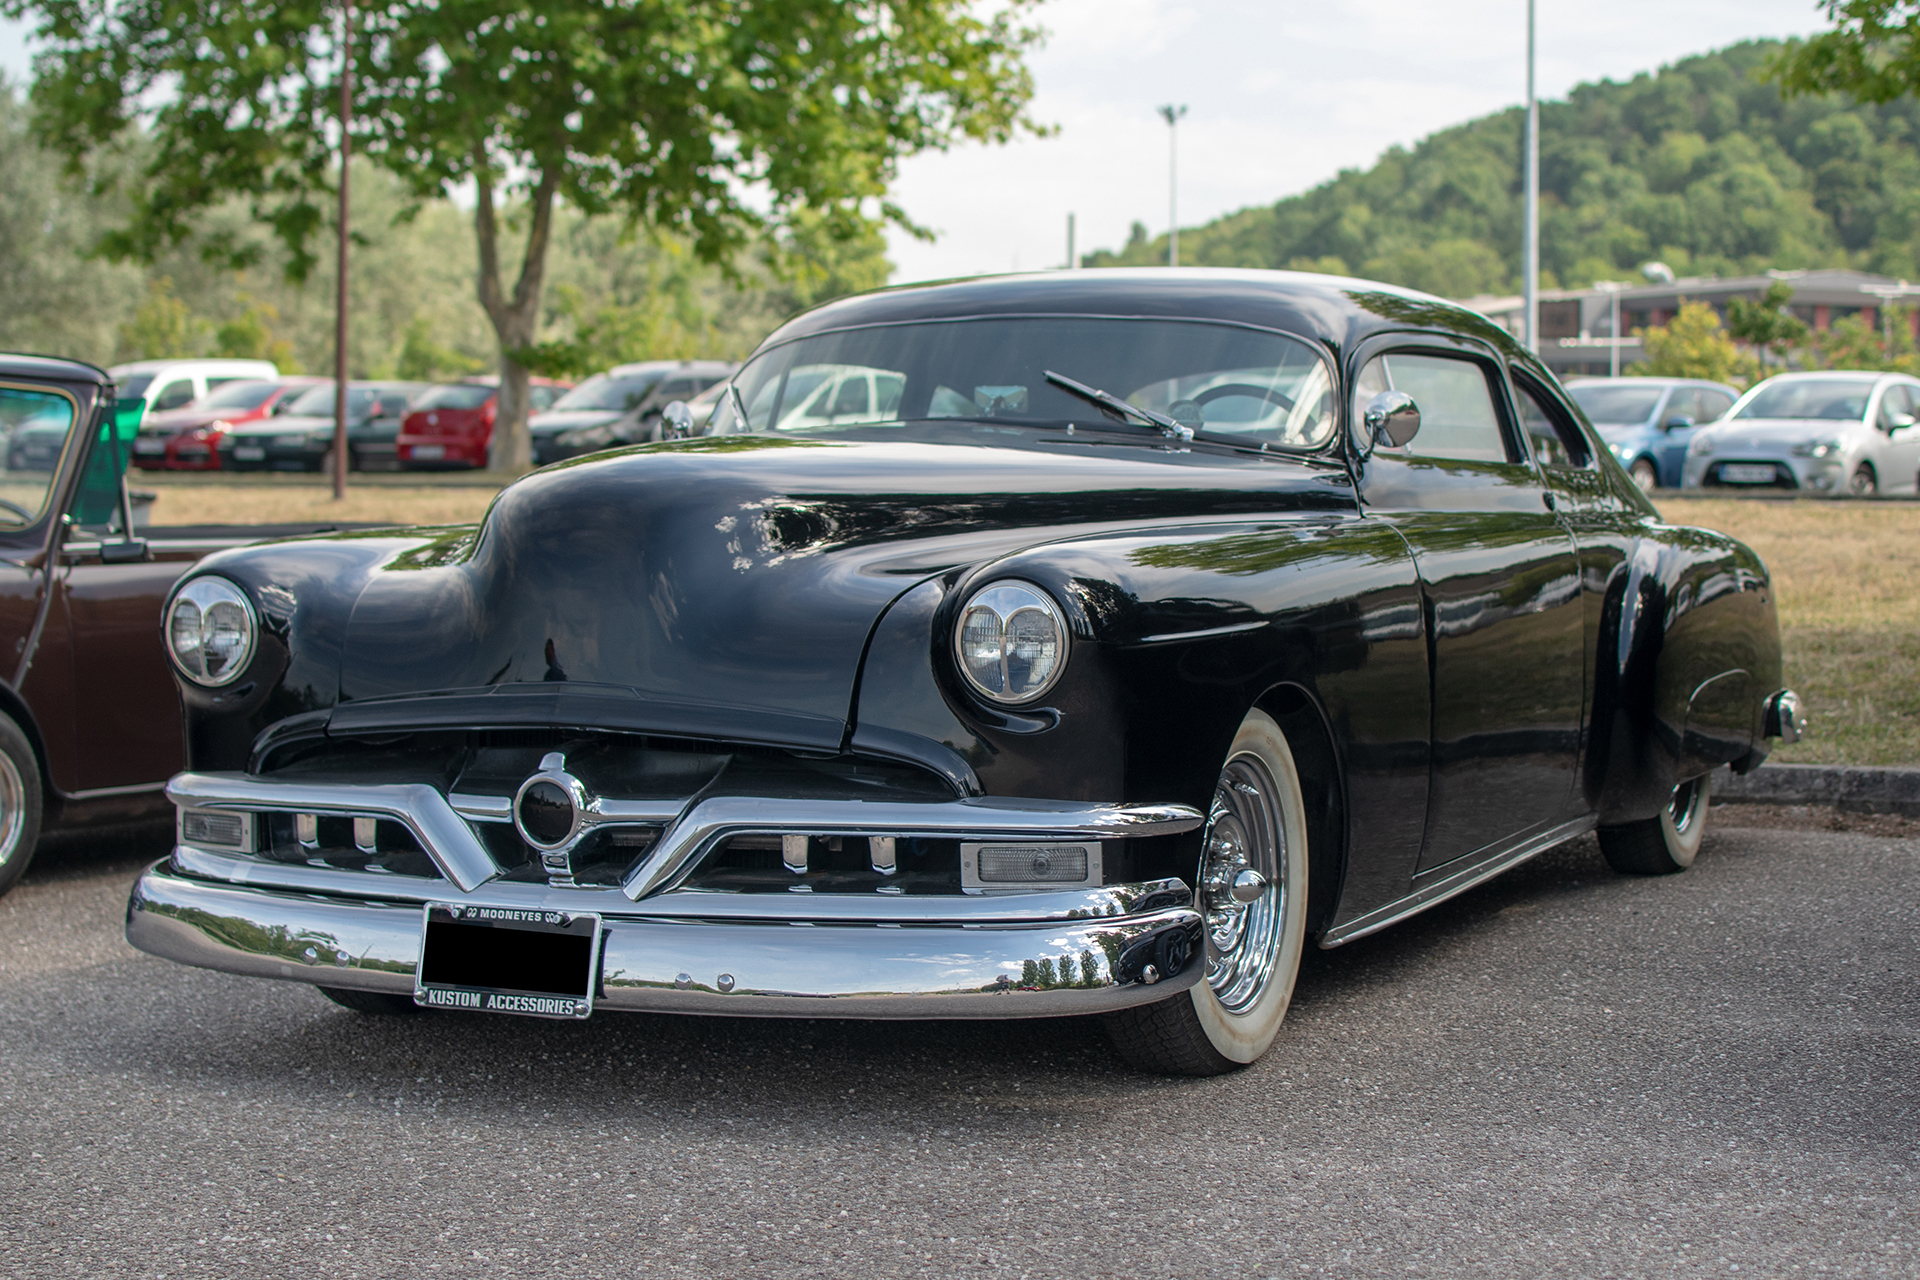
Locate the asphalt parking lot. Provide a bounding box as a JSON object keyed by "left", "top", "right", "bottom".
{"left": 2, "top": 816, "right": 1915, "bottom": 1279}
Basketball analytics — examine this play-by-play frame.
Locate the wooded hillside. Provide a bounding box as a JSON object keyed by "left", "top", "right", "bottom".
{"left": 1086, "top": 41, "right": 1920, "bottom": 297}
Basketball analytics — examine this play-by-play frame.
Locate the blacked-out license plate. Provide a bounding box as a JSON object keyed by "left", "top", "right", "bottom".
{"left": 414, "top": 904, "right": 601, "bottom": 1018}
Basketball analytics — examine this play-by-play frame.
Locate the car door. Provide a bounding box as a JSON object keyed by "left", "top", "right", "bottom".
{"left": 1350, "top": 341, "right": 1586, "bottom": 875}
{"left": 150, "top": 377, "right": 197, "bottom": 413}
{"left": 1874, "top": 383, "right": 1920, "bottom": 492}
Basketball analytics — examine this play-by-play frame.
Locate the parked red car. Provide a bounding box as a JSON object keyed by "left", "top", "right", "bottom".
{"left": 396, "top": 377, "right": 571, "bottom": 469}
{"left": 132, "top": 376, "right": 327, "bottom": 471}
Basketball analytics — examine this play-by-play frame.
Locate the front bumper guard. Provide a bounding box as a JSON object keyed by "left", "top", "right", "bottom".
{"left": 127, "top": 863, "right": 1206, "bottom": 1019}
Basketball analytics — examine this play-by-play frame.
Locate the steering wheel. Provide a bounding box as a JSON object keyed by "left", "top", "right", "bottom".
{"left": 1194, "top": 383, "right": 1295, "bottom": 412}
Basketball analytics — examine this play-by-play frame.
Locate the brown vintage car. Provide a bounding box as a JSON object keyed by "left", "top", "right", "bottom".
{"left": 0, "top": 354, "right": 348, "bottom": 894}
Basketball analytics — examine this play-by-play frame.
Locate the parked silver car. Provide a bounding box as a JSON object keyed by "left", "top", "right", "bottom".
{"left": 1681, "top": 371, "right": 1920, "bottom": 495}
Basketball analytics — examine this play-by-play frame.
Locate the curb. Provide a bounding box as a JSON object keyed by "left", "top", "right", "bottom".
{"left": 1712, "top": 763, "right": 1920, "bottom": 817}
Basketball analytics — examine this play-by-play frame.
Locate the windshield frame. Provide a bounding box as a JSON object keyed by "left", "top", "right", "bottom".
{"left": 721, "top": 312, "right": 1344, "bottom": 455}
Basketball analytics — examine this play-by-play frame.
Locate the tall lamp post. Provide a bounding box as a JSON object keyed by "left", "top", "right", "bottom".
{"left": 332, "top": 0, "right": 352, "bottom": 501}
{"left": 1157, "top": 103, "right": 1187, "bottom": 267}
{"left": 1522, "top": 0, "right": 1538, "bottom": 353}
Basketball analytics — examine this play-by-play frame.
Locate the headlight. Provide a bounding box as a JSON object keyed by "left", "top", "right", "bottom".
{"left": 1607, "top": 441, "right": 1630, "bottom": 459}
{"left": 954, "top": 581, "right": 1069, "bottom": 704}
{"left": 166, "top": 577, "right": 258, "bottom": 686}
{"left": 1791, "top": 438, "right": 1843, "bottom": 459}
{"left": 1687, "top": 434, "right": 1714, "bottom": 457}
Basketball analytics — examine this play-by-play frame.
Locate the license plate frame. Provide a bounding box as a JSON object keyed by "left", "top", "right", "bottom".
{"left": 1719, "top": 462, "right": 1778, "bottom": 484}
{"left": 134, "top": 439, "right": 166, "bottom": 455}
{"left": 233, "top": 446, "right": 266, "bottom": 460}
{"left": 414, "top": 903, "right": 601, "bottom": 1019}
{"left": 410, "top": 444, "right": 446, "bottom": 460}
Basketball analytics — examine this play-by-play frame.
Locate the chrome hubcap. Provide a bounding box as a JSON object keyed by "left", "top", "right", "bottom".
{"left": 0, "top": 750, "right": 25, "bottom": 868}
{"left": 1668, "top": 777, "right": 1703, "bottom": 836}
{"left": 1200, "top": 754, "right": 1285, "bottom": 1014}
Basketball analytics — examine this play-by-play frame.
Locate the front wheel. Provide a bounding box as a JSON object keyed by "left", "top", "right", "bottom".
{"left": 1628, "top": 458, "right": 1659, "bottom": 492}
{"left": 1850, "top": 464, "right": 1878, "bottom": 496}
{"left": 1103, "top": 708, "right": 1310, "bottom": 1075}
{"left": 1598, "top": 774, "right": 1711, "bottom": 875}
{"left": 0, "top": 710, "right": 43, "bottom": 898}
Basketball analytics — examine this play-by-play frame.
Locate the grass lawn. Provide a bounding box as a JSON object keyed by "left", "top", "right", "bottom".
{"left": 1659, "top": 497, "right": 1920, "bottom": 767}
{"left": 137, "top": 476, "right": 1913, "bottom": 766}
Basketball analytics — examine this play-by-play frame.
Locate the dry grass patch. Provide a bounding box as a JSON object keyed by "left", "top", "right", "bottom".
{"left": 1658, "top": 497, "right": 1920, "bottom": 766}
{"left": 146, "top": 482, "right": 502, "bottom": 528}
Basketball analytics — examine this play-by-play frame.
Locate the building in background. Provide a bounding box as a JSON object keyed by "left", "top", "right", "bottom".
{"left": 1459, "top": 269, "right": 1920, "bottom": 378}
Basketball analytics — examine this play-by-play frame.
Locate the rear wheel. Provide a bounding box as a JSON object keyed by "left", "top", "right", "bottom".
{"left": 318, "top": 987, "right": 419, "bottom": 1015}
{"left": 1850, "top": 463, "right": 1878, "bottom": 496}
{"left": 1103, "top": 709, "right": 1309, "bottom": 1075}
{"left": 0, "top": 711, "right": 42, "bottom": 898}
{"left": 1628, "top": 458, "right": 1659, "bottom": 491}
{"left": 1598, "top": 774, "right": 1711, "bottom": 875}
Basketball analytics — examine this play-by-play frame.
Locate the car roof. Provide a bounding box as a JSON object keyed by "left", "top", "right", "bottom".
{"left": 602, "top": 360, "right": 737, "bottom": 377}
{"left": 760, "top": 267, "right": 1520, "bottom": 362}
{"left": 0, "top": 353, "right": 112, "bottom": 385}
{"left": 106, "top": 358, "right": 280, "bottom": 375}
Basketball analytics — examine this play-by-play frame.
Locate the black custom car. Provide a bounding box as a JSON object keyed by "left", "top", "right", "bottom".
{"left": 127, "top": 270, "right": 1800, "bottom": 1075}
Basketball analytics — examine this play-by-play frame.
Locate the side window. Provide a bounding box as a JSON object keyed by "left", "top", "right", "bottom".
{"left": 530, "top": 386, "right": 561, "bottom": 411}
{"left": 1877, "top": 385, "right": 1912, "bottom": 429}
{"left": 830, "top": 376, "right": 870, "bottom": 417}
{"left": 1353, "top": 352, "right": 1510, "bottom": 463}
{"left": 1513, "top": 376, "right": 1593, "bottom": 469}
{"left": 0, "top": 386, "right": 77, "bottom": 527}
{"left": 1697, "top": 389, "right": 1734, "bottom": 423}
{"left": 153, "top": 379, "right": 195, "bottom": 411}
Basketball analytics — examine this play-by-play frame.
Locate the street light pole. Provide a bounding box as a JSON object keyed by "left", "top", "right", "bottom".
{"left": 1522, "top": 0, "right": 1539, "bottom": 353}
{"left": 332, "top": 0, "right": 352, "bottom": 501}
{"left": 1157, "top": 104, "right": 1187, "bottom": 267}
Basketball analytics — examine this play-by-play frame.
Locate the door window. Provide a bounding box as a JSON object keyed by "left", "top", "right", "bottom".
{"left": 0, "top": 386, "right": 76, "bottom": 526}
{"left": 1354, "top": 353, "right": 1510, "bottom": 462}
{"left": 153, "top": 379, "right": 195, "bottom": 411}
{"left": 1696, "top": 389, "right": 1734, "bottom": 422}
{"left": 1877, "top": 384, "right": 1913, "bottom": 430}
{"left": 1514, "top": 379, "right": 1592, "bottom": 469}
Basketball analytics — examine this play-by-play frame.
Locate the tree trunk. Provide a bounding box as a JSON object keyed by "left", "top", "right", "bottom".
{"left": 474, "top": 155, "right": 558, "bottom": 473}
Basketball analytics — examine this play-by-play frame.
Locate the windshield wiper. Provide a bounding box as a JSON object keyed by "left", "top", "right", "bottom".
{"left": 1043, "top": 370, "right": 1194, "bottom": 442}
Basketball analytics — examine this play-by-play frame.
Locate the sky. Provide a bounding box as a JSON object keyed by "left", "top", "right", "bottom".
{"left": 1, "top": 1, "right": 1836, "bottom": 284}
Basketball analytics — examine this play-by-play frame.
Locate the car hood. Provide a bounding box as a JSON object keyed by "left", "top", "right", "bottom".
{"left": 140, "top": 407, "right": 232, "bottom": 435}
{"left": 320, "top": 436, "right": 1354, "bottom": 750}
{"left": 1701, "top": 419, "right": 1862, "bottom": 449}
{"left": 530, "top": 409, "right": 622, "bottom": 435}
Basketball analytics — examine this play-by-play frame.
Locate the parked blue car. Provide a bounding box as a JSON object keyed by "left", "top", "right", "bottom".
{"left": 1566, "top": 378, "right": 1739, "bottom": 490}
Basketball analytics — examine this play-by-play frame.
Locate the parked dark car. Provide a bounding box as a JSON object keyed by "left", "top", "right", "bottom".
{"left": 1565, "top": 377, "right": 1738, "bottom": 490}
{"left": 0, "top": 356, "right": 377, "bottom": 897}
{"left": 530, "top": 360, "right": 735, "bottom": 465}
{"left": 131, "top": 377, "right": 328, "bottom": 472}
{"left": 127, "top": 270, "right": 1800, "bottom": 1075}
{"left": 395, "top": 378, "right": 572, "bottom": 469}
{"left": 217, "top": 381, "right": 425, "bottom": 472}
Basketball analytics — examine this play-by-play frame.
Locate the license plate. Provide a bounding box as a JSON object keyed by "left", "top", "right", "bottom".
{"left": 233, "top": 446, "right": 265, "bottom": 460}
{"left": 1720, "top": 463, "right": 1777, "bottom": 484}
{"left": 275, "top": 434, "right": 306, "bottom": 448}
{"left": 410, "top": 444, "right": 445, "bottom": 460}
{"left": 134, "top": 439, "right": 165, "bottom": 454}
{"left": 414, "top": 904, "right": 600, "bottom": 1018}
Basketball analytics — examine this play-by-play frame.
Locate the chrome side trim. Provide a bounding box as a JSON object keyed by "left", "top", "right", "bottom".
{"left": 449, "top": 793, "right": 512, "bottom": 822}
{"left": 169, "top": 844, "right": 1192, "bottom": 923}
{"left": 622, "top": 795, "right": 1206, "bottom": 901}
{"left": 127, "top": 863, "right": 1205, "bottom": 1020}
{"left": 1318, "top": 815, "right": 1596, "bottom": 948}
{"left": 166, "top": 772, "right": 501, "bottom": 893}
{"left": 1133, "top": 620, "right": 1268, "bottom": 645}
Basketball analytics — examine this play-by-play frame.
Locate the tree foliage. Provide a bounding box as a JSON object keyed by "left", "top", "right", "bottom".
{"left": 9, "top": 0, "right": 1045, "bottom": 468}
{"left": 1630, "top": 301, "right": 1759, "bottom": 383}
{"left": 1763, "top": 2, "right": 1920, "bottom": 105}
{"left": 1086, "top": 40, "right": 1920, "bottom": 297}
{"left": 1725, "top": 279, "right": 1810, "bottom": 357}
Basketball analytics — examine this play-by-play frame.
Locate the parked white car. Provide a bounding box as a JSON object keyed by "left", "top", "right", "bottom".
{"left": 106, "top": 358, "right": 281, "bottom": 415}
{"left": 1681, "top": 371, "right": 1920, "bottom": 495}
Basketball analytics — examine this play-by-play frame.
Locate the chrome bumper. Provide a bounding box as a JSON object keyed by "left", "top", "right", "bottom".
{"left": 127, "top": 863, "right": 1206, "bottom": 1019}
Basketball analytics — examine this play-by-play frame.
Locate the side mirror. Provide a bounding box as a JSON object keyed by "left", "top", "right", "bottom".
{"left": 1889, "top": 412, "right": 1916, "bottom": 431}
{"left": 1663, "top": 415, "right": 1694, "bottom": 432}
{"left": 661, "top": 400, "right": 695, "bottom": 440}
{"left": 1362, "top": 391, "right": 1421, "bottom": 449}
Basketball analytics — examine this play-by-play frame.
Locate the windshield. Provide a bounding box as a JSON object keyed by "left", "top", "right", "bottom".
{"left": 281, "top": 384, "right": 383, "bottom": 418}
{"left": 200, "top": 380, "right": 281, "bottom": 411}
{"left": 549, "top": 373, "right": 663, "bottom": 412}
{"left": 116, "top": 373, "right": 155, "bottom": 400}
{"left": 1569, "top": 383, "right": 1665, "bottom": 424}
{"left": 415, "top": 384, "right": 495, "bottom": 411}
{"left": 711, "top": 318, "right": 1337, "bottom": 449}
{"left": 1734, "top": 378, "right": 1875, "bottom": 422}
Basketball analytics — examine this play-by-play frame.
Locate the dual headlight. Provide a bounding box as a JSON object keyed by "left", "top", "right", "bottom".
{"left": 165, "top": 577, "right": 257, "bottom": 686}
{"left": 953, "top": 581, "right": 1069, "bottom": 705}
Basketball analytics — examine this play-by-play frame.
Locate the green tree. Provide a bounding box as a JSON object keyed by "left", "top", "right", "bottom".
{"left": 118, "top": 277, "right": 204, "bottom": 360}
{"left": 1764, "top": 3, "right": 1920, "bottom": 105}
{"left": 394, "top": 317, "right": 484, "bottom": 383}
{"left": 1726, "top": 279, "right": 1810, "bottom": 362}
{"left": 12, "top": 0, "right": 1046, "bottom": 470}
{"left": 1808, "top": 305, "right": 1920, "bottom": 371}
{"left": 214, "top": 294, "right": 298, "bottom": 370}
{"left": 1631, "top": 300, "right": 1760, "bottom": 384}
